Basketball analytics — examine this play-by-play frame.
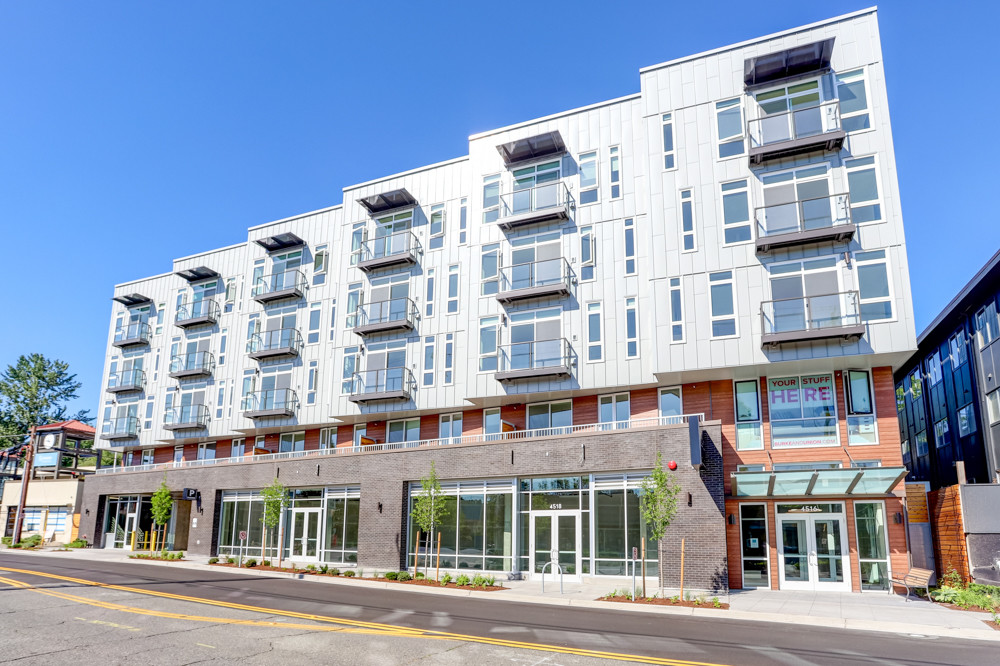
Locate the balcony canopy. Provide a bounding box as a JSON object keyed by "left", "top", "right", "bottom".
{"left": 744, "top": 38, "right": 835, "bottom": 88}
{"left": 497, "top": 130, "right": 566, "bottom": 166}
{"left": 254, "top": 232, "right": 305, "bottom": 253}
{"left": 357, "top": 188, "right": 418, "bottom": 215}
{"left": 731, "top": 466, "right": 907, "bottom": 498}
{"left": 112, "top": 293, "right": 152, "bottom": 307}
{"left": 174, "top": 266, "right": 220, "bottom": 282}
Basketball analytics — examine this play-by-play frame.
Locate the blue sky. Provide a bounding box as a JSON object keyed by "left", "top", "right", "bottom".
{"left": 1, "top": 1, "right": 997, "bottom": 418}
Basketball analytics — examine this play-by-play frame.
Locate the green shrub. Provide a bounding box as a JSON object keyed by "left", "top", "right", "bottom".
{"left": 358, "top": 568, "right": 365, "bottom": 578}
{"left": 384, "top": 571, "right": 398, "bottom": 580}
{"left": 484, "top": 575, "right": 496, "bottom": 587}
{"left": 712, "top": 597, "right": 722, "bottom": 608}
{"left": 669, "top": 595, "right": 680, "bottom": 603}
{"left": 10, "top": 543, "right": 22, "bottom": 549}
{"left": 227, "top": 557, "right": 236, "bottom": 565}
{"left": 1, "top": 536, "right": 12, "bottom": 546}
{"left": 319, "top": 565, "right": 329, "bottom": 574}
{"left": 932, "top": 587, "right": 960, "bottom": 603}
{"left": 414, "top": 572, "right": 425, "bottom": 580}
{"left": 456, "top": 574, "right": 471, "bottom": 587}
{"left": 261, "top": 560, "right": 271, "bottom": 567}
{"left": 306, "top": 564, "right": 317, "bottom": 571}
{"left": 440, "top": 573, "right": 453, "bottom": 586}
{"left": 208, "top": 557, "right": 219, "bottom": 564}
{"left": 177, "top": 552, "right": 185, "bottom": 559}
{"left": 343, "top": 570, "right": 356, "bottom": 577}
{"left": 471, "top": 574, "right": 487, "bottom": 588}
{"left": 245, "top": 558, "right": 258, "bottom": 568}
{"left": 330, "top": 567, "right": 340, "bottom": 576}
{"left": 66, "top": 538, "right": 88, "bottom": 548}
{"left": 396, "top": 572, "right": 411, "bottom": 582}
{"left": 942, "top": 567, "right": 965, "bottom": 589}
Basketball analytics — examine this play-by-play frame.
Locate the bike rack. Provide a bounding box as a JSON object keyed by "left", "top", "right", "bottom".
{"left": 541, "top": 561, "right": 564, "bottom": 594}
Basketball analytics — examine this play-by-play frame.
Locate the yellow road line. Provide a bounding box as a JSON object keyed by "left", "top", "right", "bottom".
{"left": 0, "top": 566, "right": 727, "bottom": 666}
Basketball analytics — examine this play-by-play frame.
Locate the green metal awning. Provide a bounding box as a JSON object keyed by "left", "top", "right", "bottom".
{"left": 731, "top": 467, "right": 907, "bottom": 498}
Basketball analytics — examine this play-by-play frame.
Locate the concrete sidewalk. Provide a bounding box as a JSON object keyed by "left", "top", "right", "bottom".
{"left": 4, "top": 546, "right": 997, "bottom": 642}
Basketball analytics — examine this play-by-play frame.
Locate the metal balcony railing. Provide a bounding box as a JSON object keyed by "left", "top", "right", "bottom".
{"left": 168, "top": 351, "right": 215, "bottom": 378}
{"left": 246, "top": 328, "right": 303, "bottom": 359}
{"left": 747, "top": 100, "right": 844, "bottom": 164}
{"left": 496, "top": 338, "right": 572, "bottom": 381}
{"left": 106, "top": 369, "right": 146, "bottom": 393}
{"left": 498, "top": 258, "right": 572, "bottom": 302}
{"left": 353, "top": 297, "right": 418, "bottom": 335}
{"left": 354, "top": 230, "right": 419, "bottom": 270}
{"left": 760, "top": 290, "right": 864, "bottom": 346}
{"left": 175, "top": 298, "right": 220, "bottom": 327}
{"left": 348, "top": 367, "right": 414, "bottom": 402}
{"left": 755, "top": 193, "right": 855, "bottom": 252}
{"left": 251, "top": 269, "right": 306, "bottom": 303}
{"left": 101, "top": 416, "right": 139, "bottom": 440}
{"left": 163, "top": 404, "right": 210, "bottom": 430}
{"left": 242, "top": 388, "right": 299, "bottom": 418}
{"left": 112, "top": 322, "right": 151, "bottom": 347}
{"left": 496, "top": 182, "right": 573, "bottom": 229}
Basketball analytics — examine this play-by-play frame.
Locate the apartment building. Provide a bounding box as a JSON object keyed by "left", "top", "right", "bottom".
{"left": 82, "top": 7, "right": 915, "bottom": 592}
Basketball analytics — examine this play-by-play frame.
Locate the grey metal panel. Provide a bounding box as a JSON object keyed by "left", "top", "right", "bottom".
{"left": 244, "top": 407, "right": 295, "bottom": 419}
{"left": 251, "top": 286, "right": 304, "bottom": 304}
{"left": 748, "top": 129, "right": 847, "bottom": 165}
{"left": 348, "top": 389, "right": 411, "bottom": 404}
{"left": 495, "top": 365, "right": 572, "bottom": 383}
{"left": 496, "top": 205, "right": 570, "bottom": 231}
{"left": 357, "top": 251, "right": 417, "bottom": 272}
{"left": 496, "top": 283, "right": 571, "bottom": 305}
{"left": 352, "top": 320, "right": 415, "bottom": 337}
{"left": 247, "top": 346, "right": 299, "bottom": 361}
{"left": 756, "top": 225, "right": 855, "bottom": 254}
{"left": 762, "top": 324, "right": 865, "bottom": 347}
{"left": 168, "top": 367, "right": 213, "bottom": 380}
{"left": 960, "top": 484, "right": 1000, "bottom": 533}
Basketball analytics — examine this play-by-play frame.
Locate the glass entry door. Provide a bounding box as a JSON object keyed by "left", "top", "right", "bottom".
{"left": 290, "top": 509, "right": 321, "bottom": 560}
{"left": 777, "top": 510, "right": 850, "bottom": 591}
{"left": 529, "top": 511, "right": 581, "bottom": 581}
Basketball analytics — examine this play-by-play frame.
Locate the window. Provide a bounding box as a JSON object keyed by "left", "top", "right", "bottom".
{"left": 345, "top": 283, "right": 362, "bottom": 328}
{"left": 855, "top": 249, "right": 893, "bottom": 322}
{"left": 443, "top": 333, "right": 454, "bottom": 385}
{"left": 279, "top": 432, "right": 305, "bottom": 453}
{"left": 925, "top": 351, "right": 943, "bottom": 386}
{"left": 669, "top": 277, "right": 684, "bottom": 342}
{"left": 484, "top": 408, "right": 502, "bottom": 437}
{"left": 837, "top": 69, "right": 870, "bottom": 133}
{"left": 353, "top": 424, "right": 367, "bottom": 448}
{"left": 846, "top": 156, "right": 882, "bottom": 224}
{"left": 481, "top": 244, "right": 499, "bottom": 296}
{"left": 447, "top": 265, "right": 459, "bottom": 313}
{"left": 599, "top": 393, "right": 630, "bottom": 428}
{"left": 855, "top": 502, "right": 889, "bottom": 590}
{"left": 307, "top": 302, "right": 321, "bottom": 344}
{"left": 479, "top": 316, "right": 499, "bottom": 372}
{"left": 527, "top": 400, "right": 572, "bottom": 433}
{"left": 425, "top": 268, "right": 435, "bottom": 317}
{"left": 623, "top": 218, "right": 636, "bottom": 275}
{"left": 140, "top": 449, "right": 154, "bottom": 465}
{"left": 224, "top": 279, "right": 236, "bottom": 312}
{"left": 459, "top": 197, "right": 467, "bottom": 244}
{"left": 735, "top": 380, "right": 763, "bottom": 451}
{"left": 721, "top": 179, "right": 751, "bottom": 244}
{"left": 341, "top": 346, "right": 359, "bottom": 394}
{"left": 658, "top": 387, "right": 682, "bottom": 417}
{"left": 307, "top": 361, "right": 318, "bottom": 405}
{"left": 439, "top": 413, "right": 462, "bottom": 443}
{"left": 609, "top": 146, "right": 621, "bottom": 199}
{"left": 950, "top": 331, "right": 968, "bottom": 367}
{"left": 313, "top": 246, "right": 328, "bottom": 285}
{"left": 988, "top": 389, "right": 1000, "bottom": 424}
{"left": 661, "top": 114, "right": 675, "bottom": 169}
{"left": 977, "top": 302, "right": 1000, "bottom": 349}
{"left": 709, "top": 271, "right": 736, "bottom": 337}
{"left": 958, "top": 404, "right": 977, "bottom": 437}
{"left": 319, "top": 428, "right": 335, "bottom": 450}
{"left": 173, "top": 446, "right": 183, "bottom": 463}
{"left": 740, "top": 504, "right": 769, "bottom": 588}
{"left": 909, "top": 369, "right": 923, "bottom": 400}
{"left": 737, "top": 464, "right": 766, "bottom": 473}
{"left": 587, "top": 302, "right": 603, "bottom": 361}
{"left": 896, "top": 386, "right": 905, "bottom": 413}
{"left": 483, "top": 174, "right": 500, "bottom": 223}
{"left": 579, "top": 151, "right": 598, "bottom": 204}
{"left": 846, "top": 370, "right": 877, "bottom": 445}
{"left": 934, "top": 418, "right": 951, "bottom": 449}
{"left": 429, "top": 204, "right": 445, "bottom": 250}
{"left": 197, "top": 442, "right": 215, "bottom": 460}
{"left": 422, "top": 336, "right": 435, "bottom": 387}
{"left": 387, "top": 418, "right": 420, "bottom": 445}
{"left": 915, "top": 430, "right": 929, "bottom": 456}
{"left": 716, "top": 98, "right": 744, "bottom": 158}
{"left": 350, "top": 223, "right": 364, "bottom": 266}
{"left": 767, "top": 375, "right": 838, "bottom": 448}
{"left": 625, "top": 297, "right": 638, "bottom": 358}
{"left": 216, "top": 381, "right": 226, "bottom": 419}
{"left": 680, "top": 189, "right": 695, "bottom": 251}
{"left": 329, "top": 299, "right": 336, "bottom": 341}
{"left": 218, "top": 329, "right": 227, "bottom": 366}
{"left": 231, "top": 438, "right": 245, "bottom": 458}
{"left": 901, "top": 439, "right": 911, "bottom": 464}
{"left": 580, "top": 225, "right": 596, "bottom": 281}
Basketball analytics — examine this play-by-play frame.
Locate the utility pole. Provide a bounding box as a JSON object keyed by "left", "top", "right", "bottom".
{"left": 12, "top": 425, "right": 37, "bottom": 545}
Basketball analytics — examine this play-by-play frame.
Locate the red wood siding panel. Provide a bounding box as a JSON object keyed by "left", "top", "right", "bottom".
{"left": 336, "top": 425, "right": 354, "bottom": 447}
{"left": 463, "top": 409, "right": 484, "bottom": 436}
{"left": 631, "top": 388, "right": 659, "bottom": 419}
{"left": 501, "top": 404, "right": 526, "bottom": 431}
{"left": 573, "top": 396, "right": 598, "bottom": 425}
{"left": 420, "top": 415, "right": 439, "bottom": 441}
{"left": 303, "top": 429, "right": 320, "bottom": 451}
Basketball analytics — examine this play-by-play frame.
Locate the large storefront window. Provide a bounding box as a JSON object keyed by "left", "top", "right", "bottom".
{"left": 854, "top": 502, "right": 889, "bottom": 590}
{"left": 767, "top": 374, "right": 838, "bottom": 448}
{"left": 593, "top": 475, "right": 657, "bottom": 577}
{"left": 102, "top": 495, "right": 157, "bottom": 550}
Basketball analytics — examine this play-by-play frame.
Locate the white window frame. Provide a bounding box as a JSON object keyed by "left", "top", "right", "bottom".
{"left": 734, "top": 379, "right": 763, "bottom": 451}
{"left": 425, "top": 268, "right": 435, "bottom": 317}
{"left": 478, "top": 316, "right": 500, "bottom": 373}
{"left": 845, "top": 155, "right": 884, "bottom": 225}
{"left": 767, "top": 374, "right": 841, "bottom": 449}
{"left": 661, "top": 114, "right": 676, "bottom": 170}
{"left": 578, "top": 150, "right": 599, "bottom": 205}
{"left": 709, "top": 271, "right": 738, "bottom": 339}
{"left": 278, "top": 431, "right": 305, "bottom": 453}
{"left": 679, "top": 189, "right": 696, "bottom": 252}
{"left": 439, "top": 413, "right": 463, "bottom": 442}
{"left": 669, "top": 277, "right": 684, "bottom": 343}
{"left": 836, "top": 68, "right": 872, "bottom": 133}
{"left": 715, "top": 98, "right": 745, "bottom": 159}
{"left": 443, "top": 333, "right": 454, "bottom": 386}
{"left": 353, "top": 424, "right": 367, "bottom": 448}
{"left": 387, "top": 418, "right": 420, "bottom": 444}
{"left": 580, "top": 225, "right": 596, "bottom": 282}
{"left": 526, "top": 399, "right": 573, "bottom": 431}
{"left": 599, "top": 392, "right": 631, "bottom": 426}
{"left": 720, "top": 178, "right": 752, "bottom": 246}
{"left": 482, "top": 173, "right": 501, "bottom": 223}
{"left": 624, "top": 297, "right": 638, "bottom": 359}
{"left": 306, "top": 302, "right": 322, "bottom": 344}
{"left": 307, "top": 360, "right": 318, "bottom": 405}
{"left": 481, "top": 244, "right": 500, "bottom": 296}
{"left": 845, "top": 369, "right": 879, "bottom": 446}
{"left": 447, "top": 264, "right": 459, "bottom": 313}
{"left": 586, "top": 302, "right": 603, "bottom": 362}
{"left": 623, "top": 218, "right": 636, "bottom": 275}
{"left": 319, "top": 427, "right": 335, "bottom": 450}
{"left": 422, "top": 336, "right": 435, "bottom": 387}
{"left": 854, "top": 249, "right": 896, "bottom": 323}
{"left": 429, "top": 203, "right": 446, "bottom": 238}
{"left": 658, "top": 386, "right": 683, "bottom": 417}
{"left": 609, "top": 146, "right": 621, "bottom": 199}
{"left": 483, "top": 407, "right": 502, "bottom": 436}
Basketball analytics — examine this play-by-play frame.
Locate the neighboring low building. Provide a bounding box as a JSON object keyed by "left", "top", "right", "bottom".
{"left": 82, "top": 8, "right": 916, "bottom": 593}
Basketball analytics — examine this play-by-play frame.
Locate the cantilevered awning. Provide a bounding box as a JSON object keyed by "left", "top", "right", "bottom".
{"left": 254, "top": 232, "right": 305, "bottom": 253}
{"left": 112, "top": 293, "right": 152, "bottom": 307}
{"left": 497, "top": 130, "right": 566, "bottom": 166}
{"left": 175, "top": 266, "right": 220, "bottom": 282}
{"left": 357, "top": 188, "right": 418, "bottom": 215}
{"left": 731, "top": 466, "right": 907, "bottom": 498}
{"left": 744, "top": 38, "right": 835, "bottom": 88}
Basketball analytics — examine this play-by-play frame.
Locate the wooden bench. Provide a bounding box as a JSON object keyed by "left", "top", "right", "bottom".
{"left": 890, "top": 567, "right": 934, "bottom": 601}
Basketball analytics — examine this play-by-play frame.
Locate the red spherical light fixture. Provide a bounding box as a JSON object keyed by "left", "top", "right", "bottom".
{"left": 667, "top": 460, "right": 678, "bottom": 471}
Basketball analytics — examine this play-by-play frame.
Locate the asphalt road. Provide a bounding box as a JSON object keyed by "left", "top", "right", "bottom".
{"left": 0, "top": 552, "right": 996, "bottom": 665}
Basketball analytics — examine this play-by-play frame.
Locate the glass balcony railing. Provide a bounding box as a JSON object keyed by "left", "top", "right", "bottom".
{"left": 164, "top": 404, "right": 210, "bottom": 429}
{"left": 101, "top": 416, "right": 139, "bottom": 439}
{"left": 498, "top": 258, "right": 571, "bottom": 297}
{"left": 251, "top": 269, "right": 306, "bottom": 302}
{"left": 107, "top": 369, "right": 145, "bottom": 393}
{"left": 354, "top": 297, "right": 418, "bottom": 333}
{"left": 242, "top": 388, "right": 298, "bottom": 417}
{"left": 497, "top": 182, "right": 573, "bottom": 228}
{"left": 354, "top": 230, "right": 419, "bottom": 268}
{"left": 113, "top": 322, "right": 151, "bottom": 347}
{"left": 175, "top": 298, "right": 220, "bottom": 327}
{"left": 761, "top": 291, "right": 863, "bottom": 342}
{"left": 497, "top": 338, "right": 572, "bottom": 379}
{"left": 748, "top": 100, "right": 842, "bottom": 149}
{"left": 246, "top": 328, "right": 303, "bottom": 358}
{"left": 349, "top": 367, "right": 414, "bottom": 400}
{"left": 169, "top": 351, "right": 215, "bottom": 377}
{"left": 755, "top": 193, "right": 853, "bottom": 240}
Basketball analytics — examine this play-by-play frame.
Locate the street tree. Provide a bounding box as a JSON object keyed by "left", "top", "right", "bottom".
{"left": 638, "top": 451, "right": 681, "bottom": 597}
{"left": 260, "top": 478, "right": 288, "bottom": 567}
{"left": 150, "top": 476, "right": 173, "bottom": 552}
{"left": 410, "top": 462, "right": 449, "bottom": 578}
{"left": 0, "top": 354, "right": 90, "bottom": 444}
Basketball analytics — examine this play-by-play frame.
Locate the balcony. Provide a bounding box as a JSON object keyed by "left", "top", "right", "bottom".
{"left": 175, "top": 298, "right": 220, "bottom": 328}
{"left": 247, "top": 328, "right": 302, "bottom": 361}
{"left": 251, "top": 269, "right": 306, "bottom": 304}
{"left": 168, "top": 351, "right": 215, "bottom": 380}
{"left": 163, "top": 404, "right": 210, "bottom": 431}
{"left": 761, "top": 291, "right": 865, "bottom": 347}
{"left": 243, "top": 388, "right": 298, "bottom": 419}
{"left": 355, "top": 230, "right": 419, "bottom": 272}
{"left": 352, "top": 298, "right": 418, "bottom": 337}
{"left": 497, "top": 258, "right": 572, "bottom": 304}
{"left": 496, "top": 182, "right": 573, "bottom": 230}
{"left": 100, "top": 416, "right": 139, "bottom": 440}
{"left": 495, "top": 338, "right": 572, "bottom": 382}
{"left": 112, "top": 322, "right": 151, "bottom": 348}
{"left": 747, "top": 100, "right": 845, "bottom": 166}
{"left": 755, "top": 193, "right": 854, "bottom": 253}
{"left": 348, "top": 367, "right": 414, "bottom": 403}
{"left": 106, "top": 369, "right": 145, "bottom": 394}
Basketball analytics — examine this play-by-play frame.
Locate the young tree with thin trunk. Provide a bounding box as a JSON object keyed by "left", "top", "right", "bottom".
{"left": 410, "top": 462, "right": 449, "bottom": 579}
{"left": 260, "top": 478, "right": 288, "bottom": 567}
{"left": 638, "top": 452, "right": 680, "bottom": 597}
{"left": 150, "top": 476, "right": 173, "bottom": 552}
